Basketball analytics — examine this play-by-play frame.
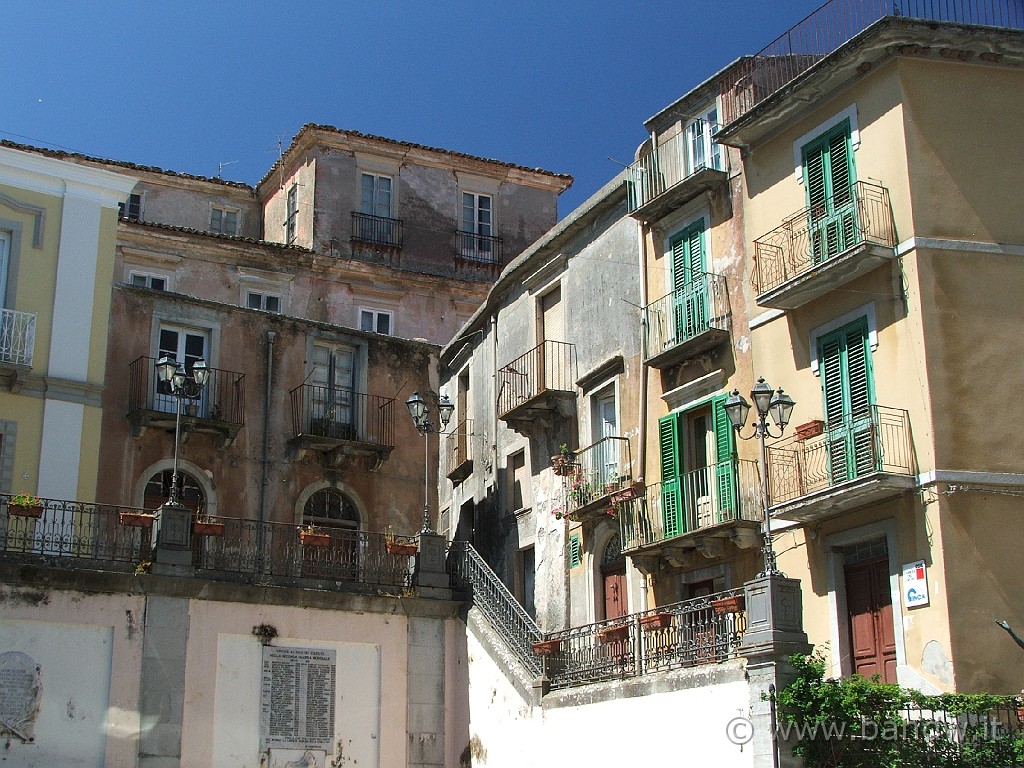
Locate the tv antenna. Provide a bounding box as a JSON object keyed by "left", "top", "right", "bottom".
{"left": 217, "top": 160, "right": 239, "bottom": 179}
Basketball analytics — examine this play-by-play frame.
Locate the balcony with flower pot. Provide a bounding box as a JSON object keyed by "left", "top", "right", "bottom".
{"left": 560, "top": 437, "right": 633, "bottom": 525}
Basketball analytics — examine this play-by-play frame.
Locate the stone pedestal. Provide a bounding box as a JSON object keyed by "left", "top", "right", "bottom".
{"left": 154, "top": 501, "right": 194, "bottom": 572}
{"left": 415, "top": 532, "right": 452, "bottom": 598}
{"left": 741, "top": 574, "right": 812, "bottom": 768}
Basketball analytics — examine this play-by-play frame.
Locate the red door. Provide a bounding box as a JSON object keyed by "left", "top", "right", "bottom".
{"left": 602, "top": 565, "right": 628, "bottom": 621}
{"left": 845, "top": 556, "right": 897, "bottom": 682}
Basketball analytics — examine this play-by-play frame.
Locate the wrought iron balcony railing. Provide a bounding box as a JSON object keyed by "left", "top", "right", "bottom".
{"left": 543, "top": 587, "right": 747, "bottom": 689}
{"left": 766, "top": 405, "right": 913, "bottom": 506}
{"left": 0, "top": 308, "right": 36, "bottom": 367}
{"left": 619, "top": 459, "right": 762, "bottom": 553}
{"left": 626, "top": 129, "right": 726, "bottom": 213}
{"left": 497, "top": 340, "right": 576, "bottom": 419}
{"left": 718, "top": 0, "right": 1024, "bottom": 127}
{"left": 290, "top": 384, "right": 395, "bottom": 447}
{"left": 563, "top": 436, "right": 633, "bottom": 518}
{"left": 351, "top": 211, "right": 403, "bottom": 249}
{"left": 127, "top": 356, "right": 246, "bottom": 425}
{"left": 445, "top": 419, "right": 474, "bottom": 482}
{"left": 752, "top": 181, "right": 897, "bottom": 297}
{"left": 644, "top": 272, "right": 729, "bottom": 364}
{"left": 455, "top": 231, "right": 503, "bottom": 266}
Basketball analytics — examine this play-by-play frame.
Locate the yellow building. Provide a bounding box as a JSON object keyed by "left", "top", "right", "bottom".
{"left": 0, "top": 145, "right": 135, "bottom": 502}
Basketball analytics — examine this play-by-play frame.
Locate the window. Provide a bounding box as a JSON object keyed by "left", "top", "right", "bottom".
{"left": 155, "top": 324, "right": 210, "bottom": 414}
{"left": 247, "top": 291, "right": 282, "bottom": 313}
{"left": 508, "top": 450, "right": 527, "bottom": 513}
{"left": 360, "top": 173, "right": 393, "bottom": 218}
{"left": 0, "top": 231, "right": 9, "bottom": 306}
{"left": 669, "top": 218, "right": 710, "bottom": 340}
{"left": 568, "top": 534, "right": 582, "bottom": 569}
{"left": 129, "top": 271, "right": 168, "bottom": 291}
{"left": 517, "top": 546, "right": 536, "bottom": 618}
{"left": 686, "top": 105, "right": 722, "bottom": 173}
{"left": 285, "top": 184, "right": 298, "bottom": 244}
{"left": 591, "top": 386, "right": 621, "bottom": 486}
{"left": 358, "top": 308, "right": 392, "bottom": 335}
{"left": 210, "top": 206, "right": 239, "bottom": 236}
{"left": 659, "top": 395, "right": 735, "bottom": 537}
{"left": 307, "top": 342, "right": 356, "bottom": 438}
{"left": 303, "top": 489, "right": 360, "bottom": 529}
{"left": 460, "top": 192, "right": 494, "bottom": 260}
{"left": 119, "top": 192, "right": 143, "bottom": 221}
{"left": 819, "top": 317, "right": 876, "bottom": 483}
{"left": 803, "top": 119, "right": 856, "bottom": 261}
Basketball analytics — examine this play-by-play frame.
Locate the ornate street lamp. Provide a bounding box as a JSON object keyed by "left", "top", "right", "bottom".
{"left": 724, "top": 377, "right": 796, "bottom": 576}
{"left": 406, "top": 390, "right": 454, "bottom": 534}
{"left": 155, "top": 355, "right": 210, "bottom": 506}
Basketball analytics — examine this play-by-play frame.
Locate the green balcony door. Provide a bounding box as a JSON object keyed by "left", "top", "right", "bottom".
{"left": 803, "top": 120, "right": 857, "bottom": 263}
{"left": 819, "top": 318, "right": 877, "bottom": 483}
{"left": 670, "top": 220, "right": 708, "bottom": 343}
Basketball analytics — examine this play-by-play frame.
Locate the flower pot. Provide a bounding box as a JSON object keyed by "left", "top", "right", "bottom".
{"left": 192, "top": 520, "right": 225, "bottom": 537}
{"left": 795, "top": 420, "right": 825, "bottom": 440}
{"left": 711, "top": 595, "right": 746, "bottom": 615}
{"left": 1017, "top": 707, "right": 1024, "bottom": 723}
{"left": 120, "top": 512, "right": 156, "bottom": 528}
{"left": 299, "top": 531, "right": 331, "bottom": 547}
{"left": 9, "top": 504, "right": 43, "bottom": 518}
{"left": 610, "top": 482, "right": 644, "bottom": 505}
{"left": 551, "top": 455, "right": 574, "bottom": 476}
{"left": 596, "top": 624, "right": 629, "bottom": 644}
{"left": 532, "top": 639, "right": 561, "bottom": 656}
{"left": 639, "top": 612, "right": 673, "bottom": 631}
{"left": 386, "top": 541, "right": 418, "bottom": 556}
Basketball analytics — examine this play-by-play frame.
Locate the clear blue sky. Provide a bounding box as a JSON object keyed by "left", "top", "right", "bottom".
{"left": 3, "top": 1, "right": 826, "bottom": 216}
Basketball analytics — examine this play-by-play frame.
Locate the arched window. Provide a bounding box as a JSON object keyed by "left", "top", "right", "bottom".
{"left": 302, "top": 488, "right": 359, "bottom": 530}
{"left": 144, "top": 470, "right": 205, "bottom": 513}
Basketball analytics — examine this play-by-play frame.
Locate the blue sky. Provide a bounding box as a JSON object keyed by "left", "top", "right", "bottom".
{"left": 3, "top": 1, "right": 825, "bottom": 216}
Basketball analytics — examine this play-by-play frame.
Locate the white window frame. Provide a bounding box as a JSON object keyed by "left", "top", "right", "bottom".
{"left": 461, "top": 192, "right": 493, "bottom": 238}
{"left": 128, "top": 269, "right": 171, "bottom": 292}
{"left": 209, "top": 205, "right": 240, "bottom": 236}
{"left": 360, "top": 173, "right": 393, "bottom": 219}
{"left": 246, "top": 290, "right": 283, "bottom": 314}
{"left": 808, "top": 302, "right": 878, "bottom": 377}
{"left": 685, "top": 103, "right": 722, "bottom": 174}
{"left": 358, "top": 307, "right": 393, "bottom": 335}
{"left": 793, "top": 103, "right": 861, "bottom": 182}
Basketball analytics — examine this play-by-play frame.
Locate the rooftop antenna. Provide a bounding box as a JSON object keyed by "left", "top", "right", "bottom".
{"left": 217, "top": 160, "right": 239, "bottom": 179}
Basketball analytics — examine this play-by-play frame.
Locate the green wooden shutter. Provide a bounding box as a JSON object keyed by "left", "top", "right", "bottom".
{"left": 659, "top": 413, "right": 683, "bottom": 538}
{"left": 568, "top": 534, "right": 582, "bottom": 569}
{"left": 671, "top": 221, "right": 708, "bottom": 341}
{"left": 712, "top": 395, "right": 737, "bottom": 522}
{"left": 803, "top": 120, "right": 856, "bottom": 261}
{"left": 820, "top": 318, "right": 874, "bottom": 483}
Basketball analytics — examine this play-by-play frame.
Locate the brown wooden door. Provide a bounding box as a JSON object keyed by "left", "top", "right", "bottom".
{"left": 845, "top": 556, "right": 897, "bottom": 682}
{"left": 603, "top": 565, "right": 628, "bottom": 621}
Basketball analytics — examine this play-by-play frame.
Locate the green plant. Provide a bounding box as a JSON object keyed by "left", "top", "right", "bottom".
{"left": 775, "top": 653, "right": 1024, "bottom": 768}
{"left": 9, "top": 493, "right": 42, "bottom": 508}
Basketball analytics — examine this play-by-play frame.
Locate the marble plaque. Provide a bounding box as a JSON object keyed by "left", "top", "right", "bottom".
{"left": 0, "top": 651, "right": 41, "bottom": 743}
{"left": 260, "top": 647, "right": 336, "bottom": 752}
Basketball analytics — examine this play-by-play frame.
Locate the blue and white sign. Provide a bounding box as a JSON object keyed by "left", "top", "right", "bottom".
{"left": 902, "top": 560, "right": 929, "bottom": 608}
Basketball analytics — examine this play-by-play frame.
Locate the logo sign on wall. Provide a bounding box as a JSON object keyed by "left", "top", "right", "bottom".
{"left": 902, "top": 560, "right": 929, "bottom": 608}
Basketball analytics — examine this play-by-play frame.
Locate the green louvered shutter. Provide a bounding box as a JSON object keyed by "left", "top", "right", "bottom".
{"left": 671, "top": 221, "right": 707, "bottom": 341}
{"left": 659, "top": 413, "right": 683, "bottom": 538}
{"left": 820, "top": 318, "right": 874, "bottom": 483}
{"left": 845, "top": 322, "right": 877, "bottom": 476}
{"left": 713, "top": 395, "right": 737, "bottom": 522}
{"left": 804, "top": 120, "right": 856, "bottom": 263}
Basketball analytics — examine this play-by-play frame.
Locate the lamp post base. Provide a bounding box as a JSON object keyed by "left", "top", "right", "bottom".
{"left": 154, "top": 501, "right": 194, "bottom": 568}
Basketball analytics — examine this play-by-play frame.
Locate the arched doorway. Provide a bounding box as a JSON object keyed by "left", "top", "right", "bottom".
{"left": 300, "top": 488, "right": 361, "bottom": 580}
{"left": 600, "top": 532, "right": 627, "bottom": 621}
{"left": 143, "top": 470, "right": 205, "bottom": 515}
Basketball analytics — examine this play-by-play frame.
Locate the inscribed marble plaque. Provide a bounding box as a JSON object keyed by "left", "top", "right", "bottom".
{"left": 260, "top": 647, "right": 336, "bottom": 752}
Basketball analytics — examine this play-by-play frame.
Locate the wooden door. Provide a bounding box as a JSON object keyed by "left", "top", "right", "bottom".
{"left": 603, "top": 566, "right": 628, "bottom": 621}
{"left": 845, "top": 556, "right": 897, "bottom": 682}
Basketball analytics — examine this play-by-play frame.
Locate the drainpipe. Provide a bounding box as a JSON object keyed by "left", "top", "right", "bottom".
{"left": 637, "top": 216, "right": 651, "bottom": 611}
{"left": 258, "top": 330, "right": 276, "bottom": 524}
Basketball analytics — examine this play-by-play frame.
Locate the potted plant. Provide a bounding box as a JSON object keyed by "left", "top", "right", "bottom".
{"left": 795, "top": 419, "right": 825, "bottom": 440}
{"left": 551, "top": 444, "right": 575, "bottom": 476}
{"left": 532, "top": 639, "right": 561, "bottom": 656}
{"left": 298, "top": 525, "right": 331, "bottom": 547}
{"left": 192, "top": 514, "right": 225, "bottom": 537}
{"left": 8, "top": 493, "right": 44, "bottom": 518}
{"left": 120, "top": 510, "right": 157, "bottom": 528}
{"left": 610, "top": 481, "right": 644, "bottom": 505}
{"left": 385, "top": 528, "right": 418, "bottom": 556}
{"left": 710, "top": 594, "right": 746, "bottom": 615}
{"left": 639, "top": 612, "right": 673, "bottom": 631}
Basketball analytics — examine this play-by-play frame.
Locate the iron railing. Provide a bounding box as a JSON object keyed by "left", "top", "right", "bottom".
{"left": 351, "top": 211, "right": 403, "bottom": 249}
{"left": 767, "top": 405, "right": 913, "bottom": 505}
{"left": 563, "top": 436, "right": 633, "bottom": 517}
{"left": 446, "top": 541, "right": 544, "bottom": 677}
{"left": 619, "top": 460, "right": 762, "bottom": 552}
{"left": 194, "top": 517, "right": 413, "bottom": 588}
{"left": 644, "top": 272, "right": 730, "bottom": 361}
{"left": 752, "top": 181, "right": 897, "bottom": 296}
{"left": 544, "top": 587, "right": 747, "bottom": 689}
{"left": 0, "top": 494, "right": 154, "bottom": 568}
{"left": 127, "top": 356, "right": 245, "bottom": 425}
{"left": 0, "top": 308, "right": 36, "bottom": 367}
{"left": 289, "top": 383, "right": 395, "bottom": 447}
{"left": 497, "top": 340, "right": 576, "bottom": 418}
{"left": 445, "top": 419, "right": 473, "bottom": 479}
{"left": 719, "top": 0, "right": 1024, "bottom": 126}
{"left": 626, "top": 129, "right": 726, "bottom": 212}
{"left": 455, "top": 231, "right": 503, "bottom": 266}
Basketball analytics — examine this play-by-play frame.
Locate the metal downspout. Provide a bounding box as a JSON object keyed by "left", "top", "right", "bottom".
{"left": 258, "top": 330, "right": 276, "bottom": 524}
{"left": 637, "top": 216, "right": 651, "bottom": 611}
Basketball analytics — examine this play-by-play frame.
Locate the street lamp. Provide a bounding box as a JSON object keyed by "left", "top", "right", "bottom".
{"left": 155, "top": 355, "right": 210, "bottom": 506}
{"left": 406, "top": 390, "right": 454, "bottom": 535}
{"left": 724, "top": 377, "right": 796, "bottom": 577}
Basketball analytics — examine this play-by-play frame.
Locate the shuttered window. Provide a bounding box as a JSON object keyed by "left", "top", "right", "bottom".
{"left": 803, "top": 120, "right": 857, "bottom": 261}
{"left": 568, "top": 534, "right": 582, "bottom": 569}
{"left": 819, "top": 318, "right": 876, "bottom": 482}
{"left": 670, "top": 220, "right": 708, "bottom": 340}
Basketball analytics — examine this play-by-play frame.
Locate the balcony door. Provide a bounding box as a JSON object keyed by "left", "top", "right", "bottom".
{"left": 309, "top": 343, "right": 356, "bottom": 438}
{"left": 592, "top": 388, "right": 619, "bottom": 488}
{"left": 359, "top": 173, "right": 394, "bottom": 244}
{"left": 539, "top": 285, "right": 564, "bottom": 392}
{"left": 844, "top": 549, "right": 897, "bottom": 683}
{"left": 601, "top": 533, "right": 627, "bottom": 621}
{"left": 804, "top": 120, "right": 857, "bottom": 262}
{"left": 156, "top": 325, "right": 209, "bottom": 415}
{"left": 670, "top": 220, "right": 708, "bottom": 343}
{"left": 819, "top": 318, "right": 876, "bottom": 484}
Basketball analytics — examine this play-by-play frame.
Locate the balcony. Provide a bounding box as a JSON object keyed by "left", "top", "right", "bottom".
{"left": 497, "top": 340, "right": 576, "bottom": 434}
{"left": 626, "top": 131, "right": 728, "bottom": 221}
{"left": 767, "top": 405, "right": 915, "bottom": 523}
{"left": 644, "top": 272, "right": 730, "bottom": 369}
{"left": 455, "top": 231, "right": 504, "bottom": 276}
{"left": 289, "top": 383, "right": 395, "bottom": 469}
{"left": 752, "top": 181, "right": 897, "bottom": 309}
{"left": 561, "top": 437, "right": 634, "bottom": 524}
{"left": 445, "top": 418, "right": 474, "bottom": 484}
{"left": 618, "top": 460, "right": 762, "bottom": 569}
{"left": 127, "top": 356, "right": 245, "bottom": 448}
{"left": 0, "top": 308, "right": 36, "bottom": 390}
